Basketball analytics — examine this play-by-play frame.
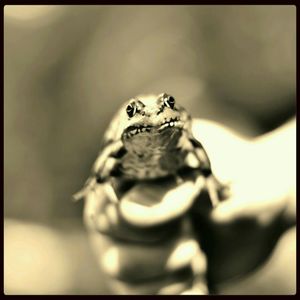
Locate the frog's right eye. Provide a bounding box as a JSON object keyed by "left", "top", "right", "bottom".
{"left": 163, "top": 95, "right": 175, "bottom": 109}
{"left": 126, "top": 102, "right": 137, "bottom": 118}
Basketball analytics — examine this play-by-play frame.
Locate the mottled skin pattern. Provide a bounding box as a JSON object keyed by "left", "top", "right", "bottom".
{"left": 73, "top": 93, "right": 227, "bottom": 204}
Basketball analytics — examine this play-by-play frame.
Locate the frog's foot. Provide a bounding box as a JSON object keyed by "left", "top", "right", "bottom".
{"left": 217, "top": 180, "right": 231, "bottom": 200}
{"left": 205, "top": 175, "right": 231, "bottom": 207}
{"left": 175, "top": 175, "right": 184, "bottom": 185}
{"left": 72, "top": 188, "right": 88, "bottom": 202}
{"left": 72, "top": 177, "right": 97, "bottom": 202}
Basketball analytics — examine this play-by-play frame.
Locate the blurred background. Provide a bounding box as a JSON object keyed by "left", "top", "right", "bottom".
{"left": 4, "top": 5, "right": 296, "bottom": 294}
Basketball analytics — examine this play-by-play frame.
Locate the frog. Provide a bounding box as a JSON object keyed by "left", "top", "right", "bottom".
{"left": 73, "top": 92, "right": 229, "bottom": 207}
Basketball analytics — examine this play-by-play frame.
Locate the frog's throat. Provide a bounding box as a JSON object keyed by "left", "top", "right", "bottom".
{"left": 123, "top": 117, "right": 184, "bottom": 138}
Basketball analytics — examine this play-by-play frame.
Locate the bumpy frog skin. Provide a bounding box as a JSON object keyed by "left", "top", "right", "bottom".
{"left": 73, "top": 93, "right": 228, "bottom": 205}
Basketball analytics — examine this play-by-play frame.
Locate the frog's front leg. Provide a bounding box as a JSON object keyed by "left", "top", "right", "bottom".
{"left": 73, "top": 140, "right": 126, "bottom": 202}
{"left": 187, "top": 137, "right": 230, "bottom": 207}
{"left": 92, "top": 140, "right": 126, "bottom": 182}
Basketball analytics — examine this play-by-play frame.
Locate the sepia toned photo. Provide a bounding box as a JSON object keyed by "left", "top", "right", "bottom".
{"left": 4, "top": 5, "right": 296, "bottom": 295}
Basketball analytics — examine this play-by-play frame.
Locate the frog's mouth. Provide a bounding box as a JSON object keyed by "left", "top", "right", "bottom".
{"left": 158, "top": 116, "right": 182, "bottom": 131}
{"left": 124, "top": 117, "right": 183, "bottom": 138}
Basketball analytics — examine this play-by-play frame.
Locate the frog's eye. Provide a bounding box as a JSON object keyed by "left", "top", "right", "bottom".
{"left": 163, "top": 95, "right": 175, "bottom": 109}
{"left": 126, "top": 102, "right": 137, "bottom": 118}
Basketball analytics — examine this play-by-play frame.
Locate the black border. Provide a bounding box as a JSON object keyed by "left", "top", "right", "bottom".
{"left": 1, "top": 2, "right": 298, "bottom": 299}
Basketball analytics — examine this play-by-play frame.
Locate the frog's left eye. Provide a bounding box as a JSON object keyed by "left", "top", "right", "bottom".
{"left": 126, "top": 102, "right": 137, "bottom": 118}
{"left": 163, "top": 95, "right": 175, "bottom": 109}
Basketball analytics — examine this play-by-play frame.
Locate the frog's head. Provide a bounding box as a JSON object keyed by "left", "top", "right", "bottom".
{"left": 118, "top": 93, "right": 191, "bottom": 152}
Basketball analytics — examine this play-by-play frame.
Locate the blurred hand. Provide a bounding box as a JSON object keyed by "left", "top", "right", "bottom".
{"left": 189, "top": 119, "right": 296, "bottom": 291}
{"left": 83, "top": 118, "right": 296, "bottom": 295}
{"left": 83, "top": 174, "right": 209, "bottom": 295}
